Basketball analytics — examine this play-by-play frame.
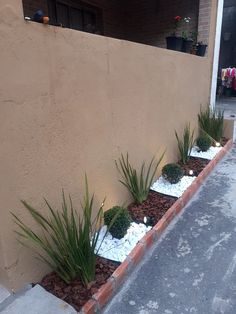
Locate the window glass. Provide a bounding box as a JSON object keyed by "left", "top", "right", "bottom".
{"left": 70, "top": 8, "right": 83, "bottom": 31}
{"left": 56, "top": 2, "right": 70, "bottom": 27}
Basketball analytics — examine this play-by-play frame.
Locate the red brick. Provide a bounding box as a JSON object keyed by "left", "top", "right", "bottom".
{"left": 224, "top": 139, "right": 233, "bottom": 151}
{"left": 181, "top": 182, "right": 199, "bottom": 207}
{"left": 93, "top": 279, "right": 115, "bottom": 309}
{"left": 80, "top": 299, "right": 98, "bottom": 314}
{"left": 163, "top": 205, "right": 176, "bottom": 224}
{"left": 153, "top": 217, "right": 167, "bottom": 236}
{"left": 200, "top": 167, "right": 209, "bottom": 178}
{"left": 194, "top": 173, "right": 204, "bottom": 185}
{"left": 215, "top": 148, "right": 227, "bottom": 163}
{"left": 204, "top": 160, "right": 215, "bottom": 173}
{"left": 139, "top": 229, "right": 157, "bottom": 248}
{"left": 173, "top": 198, "right": 184, "bottom": 215}
{"left": 111, "top": 259, "right": 130, "bottom": 285}
{"left": 128, "top": 243, "right": 145, "bottom": 265}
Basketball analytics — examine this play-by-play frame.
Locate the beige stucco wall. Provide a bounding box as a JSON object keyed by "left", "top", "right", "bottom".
{"left": 0, "top": 1, "right": 218, "bottom": 290}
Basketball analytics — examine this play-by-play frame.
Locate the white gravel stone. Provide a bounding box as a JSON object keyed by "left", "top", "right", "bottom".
{"left": 95, "top": 223, "right": 151, "bottom": 263}
{"left": 151, "top": 175, "right": 196, "bottom": 198}
{"left": 190, "top": 146, "right": 222, "bottom": 160}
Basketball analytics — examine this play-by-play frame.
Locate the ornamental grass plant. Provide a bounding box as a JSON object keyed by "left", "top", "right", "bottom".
{"left": 175, "top": 123, "right": 195, "bottom": 164}
{"left": 115, "top": 152, "right": 165, "bottom": 205}
{"left": 198, "top": 106, "right": 224, "bottom": 142}
{"left": 12, "top": 176, "right": 118, "bottom": 287}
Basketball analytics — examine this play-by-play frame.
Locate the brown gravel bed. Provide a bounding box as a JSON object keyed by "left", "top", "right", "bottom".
{"left": 128, "top": 190, "right": 177, "bottom": 226}
{"left": 178, "top": 156, "right": 210, "bottom": 176}
{"left": 39, "top": 256, "right": 119, "bottom": 312}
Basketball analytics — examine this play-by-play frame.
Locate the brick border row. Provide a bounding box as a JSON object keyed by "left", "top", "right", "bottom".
{"left": 80, "top": 139, "right": 233, "bottom": 314}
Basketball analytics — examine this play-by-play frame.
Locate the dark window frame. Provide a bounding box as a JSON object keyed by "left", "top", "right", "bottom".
{"left": 47, "top": 0, "right": 103, "bottom": 34}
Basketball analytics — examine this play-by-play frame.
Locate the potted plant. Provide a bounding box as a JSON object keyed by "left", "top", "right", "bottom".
{"left": 189, "top": 31, "right": 198, "bottom": 55}
{"left": 196, "top": 41, "right": 208, "bottom": 57}
{"left": 181, "top": 17, "right": 194, "bottom": 53}
{"left": 166, "top": 16, "right": 183, "bottom": 52}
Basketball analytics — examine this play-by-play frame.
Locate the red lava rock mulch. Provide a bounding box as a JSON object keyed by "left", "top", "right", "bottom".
{"left": 178, "top": 157, "right": 210, "bottom": 176}
{"left": 128, "top": 190, "right": 177, "bottom": 226}
{"left": 39, "top": 256, "right": 119, "bottom": 312}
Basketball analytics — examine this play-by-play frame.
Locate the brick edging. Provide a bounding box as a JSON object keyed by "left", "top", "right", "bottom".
{"left": 80, "top": 139, "right": 233, "bottom": 314}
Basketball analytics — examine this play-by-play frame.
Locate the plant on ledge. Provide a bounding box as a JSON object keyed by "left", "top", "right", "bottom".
{"left": 175, "top": 123, "right": 195, "bottom": 164}
{"left": 166, "top": 16, "right": 183, "bottom": 51}
{"left": 182, "top": 17, "right": 194, "bottom": 53}
{"left": 11, "top": 176, "right": 118, "bottom": 287}
{"left": 115, "top": 152, "right": 164, "bottom": 205}
{"left": 198, "top": 106, "right": 224, "bottom": 143}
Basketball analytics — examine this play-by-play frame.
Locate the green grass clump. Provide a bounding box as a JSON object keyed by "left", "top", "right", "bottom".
{"left": 198, "top": 106, "right": 224, "bottom": 142}
{"left": 115, "top": 152, "right": 165, "bottom": 204}
{"left": 12, "top": 176, "right": 118, "bottom": 287}
{"left": 175, "top": 123, "right": 195, "bottom": 164}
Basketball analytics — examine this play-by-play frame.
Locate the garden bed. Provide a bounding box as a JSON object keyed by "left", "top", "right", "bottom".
{"left": 128, "top": 191, "right": 177, "bottom": 226}
{"left": 37, "top": 139, "right": 233, "bottom": 313}
{"left": 40, "top": 256, "right": 119, "bottom": 312}
{"left": 178, "top": 156, "right": 210, "bottom": 176}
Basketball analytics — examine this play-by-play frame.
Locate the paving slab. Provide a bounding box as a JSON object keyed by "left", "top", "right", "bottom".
{"left": 103, "top": 144, "right": 236, "bottom": 314}
{"left": 1, "top": 285, "right": 76, "bottom": 314}
{"left": 0, "top": 285, "right": 10, "bottom": 304}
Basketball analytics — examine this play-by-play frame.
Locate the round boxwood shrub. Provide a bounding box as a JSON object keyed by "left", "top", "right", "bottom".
{"left": 104, "top": 206, "right": 131, "bottom": 239}
{"left": 162, "top": 163, "right": 184, "bottom": 184}
{"left": 196, "top": 136, "right": 211, "bottom": 152}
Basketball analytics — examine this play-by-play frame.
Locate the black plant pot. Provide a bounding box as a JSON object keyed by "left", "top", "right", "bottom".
{"left": 196, "top": 44, "right": 207, "bottom": 57}
{"left": 166, "top": 36, "right": 183, "bottom": 52}
{"left": 182, "top": 39, "right": 194, "bottom": 53}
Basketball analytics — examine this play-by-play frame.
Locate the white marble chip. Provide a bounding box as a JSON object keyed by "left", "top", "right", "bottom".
{"left": 151, "top": 175, "right": 196, "bottom": 198}
{"left": 190, "top": 146, "right": 222, "bottom": 160}
{"left": 95, "top": 223, "right": 151, "bottom": 263}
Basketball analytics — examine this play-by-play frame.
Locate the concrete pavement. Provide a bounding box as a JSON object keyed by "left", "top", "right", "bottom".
{"left": 103, "top": 143, "right": 236, "bottom": 314}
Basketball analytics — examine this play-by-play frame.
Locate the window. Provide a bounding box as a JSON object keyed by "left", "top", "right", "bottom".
{"left": 47, "top": 0, "right": 102, "bottom": 34}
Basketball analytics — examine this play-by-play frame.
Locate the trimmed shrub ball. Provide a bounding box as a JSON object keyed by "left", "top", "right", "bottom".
{"left": 162, "top": 163, "right": 184, "bottom": 184}
{"left": 196, "top": 136, "right": 211, "bottom": 152}
{"left": 104, "top": 206, "right": 131, "bottom": 239}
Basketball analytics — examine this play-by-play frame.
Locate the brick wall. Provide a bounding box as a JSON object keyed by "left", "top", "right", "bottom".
{"left": 22, "top": 0, "right": 124, "bottom": 38}
{"left": 121, "top": 0, "right": 199, "bottom": 47}
{"left": 198, "top": 0, "right": 212, "bottom": 44}
{"left": 22, "top": 0, "right": 211, "bottom": 49}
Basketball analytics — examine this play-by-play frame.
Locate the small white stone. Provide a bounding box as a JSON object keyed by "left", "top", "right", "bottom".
{"left": 190, "top": 146, "right": 222, "bottom": 160}
{"left": 151, "top": 175, "right": 196, "bottom": 198}
{"left": 95, "top": 222, "right": 151, "bottom": 262}
{"left": 129, "top": 300, "right": 136, "bottom": 306}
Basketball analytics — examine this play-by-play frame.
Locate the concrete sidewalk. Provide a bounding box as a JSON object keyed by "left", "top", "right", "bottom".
{"left": 103, "top": 143, "right": 236, "bottom": 314}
